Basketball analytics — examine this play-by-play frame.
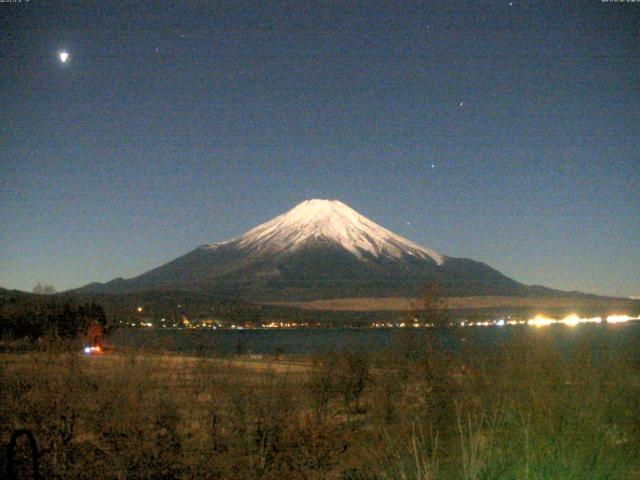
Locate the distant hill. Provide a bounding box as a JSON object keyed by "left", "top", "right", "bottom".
{"left": 3, "top": 285, "right": 638, "bottom": 326}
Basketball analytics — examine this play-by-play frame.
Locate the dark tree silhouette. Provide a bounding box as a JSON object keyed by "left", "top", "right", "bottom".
{"left": 411, "top": 283, "right": 449, "bottom": 328}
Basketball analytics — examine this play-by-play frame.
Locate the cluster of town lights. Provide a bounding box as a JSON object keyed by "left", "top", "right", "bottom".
{"left": 126, "top": 305, "right": 639, "bottom": 330}
{"left": 371, "top": 314, "right": 639, "bottom": 329}
{"left": 525, "top": 314, "right": 639, "bottom": 328}
{"left": 456, "top": 314, "right": 639, "bottom": 328}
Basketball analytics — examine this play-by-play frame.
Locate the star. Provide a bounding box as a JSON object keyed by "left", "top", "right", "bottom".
{"left": 59, "top": 51, "right": 69, "bottom": 63}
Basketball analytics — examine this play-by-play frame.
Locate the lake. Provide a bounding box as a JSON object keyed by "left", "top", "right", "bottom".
{"left": 110, "top": 322, "right": 640, "bottom": 356}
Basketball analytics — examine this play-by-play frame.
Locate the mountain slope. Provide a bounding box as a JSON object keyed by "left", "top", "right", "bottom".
{"left": 75, "top": 199, "right": 535, "bottom": 300}
{"left": 216, "top": 199, "right": 445, "bottom": 264}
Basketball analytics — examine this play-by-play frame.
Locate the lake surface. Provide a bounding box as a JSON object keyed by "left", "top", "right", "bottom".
{"left": 110, "top": 322, "right": 640, "bottom": 356}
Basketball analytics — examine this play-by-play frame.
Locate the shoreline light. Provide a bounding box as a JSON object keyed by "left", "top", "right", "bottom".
{"left": 607, "top": 314, "right": 639, "bottom": 324}
{"left": 528, "top": 315, "right": 556, "bottom": 327}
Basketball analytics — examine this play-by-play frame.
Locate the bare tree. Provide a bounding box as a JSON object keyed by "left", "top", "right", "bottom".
{"left": 33, "top": 282, "right": 57, "bottom": 295}
{"left": 411, "top": 283, "right": 449, "bottom": 328}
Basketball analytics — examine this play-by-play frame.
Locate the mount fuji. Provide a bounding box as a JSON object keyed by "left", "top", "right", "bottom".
{"left": 76, "top": 199, "right": 547, "bottom": 301}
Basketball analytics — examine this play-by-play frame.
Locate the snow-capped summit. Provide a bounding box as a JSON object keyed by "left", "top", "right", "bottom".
{"left": 210, "top": 199, "right": 445, "bottom": 265}
{"left": 77, "top": 199, "right": 527, "bottom": 300}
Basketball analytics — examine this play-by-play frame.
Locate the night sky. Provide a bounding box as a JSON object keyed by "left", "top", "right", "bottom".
{"left": 1, "top": 1, "right": 638, "bottom": 297}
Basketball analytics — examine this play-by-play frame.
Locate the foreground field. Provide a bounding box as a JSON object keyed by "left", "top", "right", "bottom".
{"left": 1, "top": 327, "right": 639, "bottom": 479}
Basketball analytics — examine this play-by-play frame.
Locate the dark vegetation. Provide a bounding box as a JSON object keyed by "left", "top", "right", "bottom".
{"left": 0, "top": 291, "right": 110, "bottom": 349}
{"left": 4, "top": 286, "right": 636, "bottom": 333}
{"left": 1, "top": 289, "right": 639, "bottom": 478}
{"left": 1, "top": 334, "right": 639, "bottom": 477}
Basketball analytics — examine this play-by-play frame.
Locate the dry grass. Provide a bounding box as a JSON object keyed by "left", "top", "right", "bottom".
{"left": 265, "top": 295, "right": 640, "bottom": 311}
{"left": 1, "top": 327, "right": 639, "bottom": 479}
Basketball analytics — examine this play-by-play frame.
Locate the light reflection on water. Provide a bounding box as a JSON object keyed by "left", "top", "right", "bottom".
{"left": 112, "top": 319, "right": 640, "bottom": 355}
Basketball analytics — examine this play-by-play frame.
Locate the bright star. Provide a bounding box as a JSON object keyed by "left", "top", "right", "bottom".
{"left": 59, "top": 51, "right": 69, "bottom": 63}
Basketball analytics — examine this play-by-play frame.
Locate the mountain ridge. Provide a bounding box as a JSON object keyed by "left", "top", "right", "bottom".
{"left": 73, "top": 199, "right": 576, "bottom": 301}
